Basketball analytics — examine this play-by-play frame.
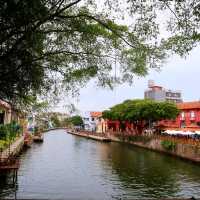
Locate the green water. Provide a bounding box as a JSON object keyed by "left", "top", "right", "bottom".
{"left": 0, "top": 129, "right": 200, "bottom": 199}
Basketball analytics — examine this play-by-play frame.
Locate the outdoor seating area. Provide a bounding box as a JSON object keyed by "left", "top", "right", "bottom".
{"left": 158, "top": 130, "right": 200, "bottom": 146}
{"left": 162, "top": 130, "right": 200, "bottom": 139}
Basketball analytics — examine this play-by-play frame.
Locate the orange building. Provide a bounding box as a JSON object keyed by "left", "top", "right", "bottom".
{"left": 159, "top": 101, "right": 200, "bottom": 131}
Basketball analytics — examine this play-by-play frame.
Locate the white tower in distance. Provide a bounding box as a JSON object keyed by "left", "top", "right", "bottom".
{"left": 148, "top": 80, "right": 155, "bottom": 88}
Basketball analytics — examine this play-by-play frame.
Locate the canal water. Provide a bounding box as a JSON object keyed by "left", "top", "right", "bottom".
{"left": 1, "top": 129, "right": 200, "bottom": 199}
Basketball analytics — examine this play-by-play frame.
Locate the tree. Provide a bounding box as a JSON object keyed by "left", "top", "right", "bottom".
{"left": 121, "top": 0, "right": 200, "bottom": 56}
{"left": 50, "top": 115, "right": 61, "bottom": 128}
{"left": 1, "top": 0, "right": 167, "bottom": 105}
{"left": 69, "top": 115, "right": 83, "bottom": 127}
{"left": 0, "top": 0, "right": 49, "bottom": 104}
{"left": 2, "top": 1, "right": 199, "bottom": 105}
{"left": 60, "top": 117, "right": 72, "bottom": 127}
{"left": 103, "top": 99, "right": 179, "bottom": 134}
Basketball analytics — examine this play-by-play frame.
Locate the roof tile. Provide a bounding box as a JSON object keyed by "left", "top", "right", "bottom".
{"left": 177, "top": 101, "right": 200, "bottom": 110}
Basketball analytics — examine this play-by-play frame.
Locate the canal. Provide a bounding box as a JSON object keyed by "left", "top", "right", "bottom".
{"left": 1, "top": 129, "right": 200, "bottom": 199}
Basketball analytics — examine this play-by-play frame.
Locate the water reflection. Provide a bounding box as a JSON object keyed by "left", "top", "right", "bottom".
{"left": 0, "top": 130, "right": 200, "bottom": 199}
{"left": 96, "top": 142, "right": 200, "bottom": 199}
{"left": 98, "top": 143, "right": 179, "bottom": 198}
{"left": 0, "top": 174, "right": 18, "bottom": 199}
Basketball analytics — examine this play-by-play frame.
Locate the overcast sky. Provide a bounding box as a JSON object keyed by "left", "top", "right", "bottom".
{"left": 54, "top": 45, "right": 199, "bottom": 114}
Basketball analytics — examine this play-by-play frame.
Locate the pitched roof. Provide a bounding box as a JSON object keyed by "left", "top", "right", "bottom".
{"left": 177, "top": 101, "right": 200, "bottom": 110}
{"left": 90, "top": 111, "right": 102, "bottom": 118}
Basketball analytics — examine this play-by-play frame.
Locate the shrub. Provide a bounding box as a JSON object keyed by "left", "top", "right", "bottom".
{"left": 0, "top": 122, "right": 22, "bottom": 141}
{"left": 115, "top": 134, "right": 152, "bottom": 144}
{"left": 161, "top": 140, "right": 176, "bottom": 151}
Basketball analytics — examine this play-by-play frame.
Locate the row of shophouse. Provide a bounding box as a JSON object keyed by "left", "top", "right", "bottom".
{"left": 159, "top": 101, "right": 200, "bottom": 130}
{"left": 84, "top": 101, "right": 200, "bottom": 134}
{"left": 145, "top": 81, "right": 200, "bottom": 131}
{"left": 83, "top": 81, "right": 200, "bottom": 133}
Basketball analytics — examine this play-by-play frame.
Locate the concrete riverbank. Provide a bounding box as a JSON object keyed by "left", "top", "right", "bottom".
{"left": 109, "top": 134, "right": 200, "bottom": 164}
{"left": 67, "top": 131, "right": 111, "bottom": 142}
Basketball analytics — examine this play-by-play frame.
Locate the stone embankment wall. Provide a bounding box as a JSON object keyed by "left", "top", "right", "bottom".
{"left": 109, "top": 135, "right": 200, "bottom": 163}
{"left": 68, "top": 130, "right": 111, "bottom": 142}
{"left": 1, "top": 136, "right": 24, "bottom": 159}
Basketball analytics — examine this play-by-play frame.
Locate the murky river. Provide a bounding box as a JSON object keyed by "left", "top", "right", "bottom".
{"left": 1, "top": 129, "right": 200, "bottom": 199}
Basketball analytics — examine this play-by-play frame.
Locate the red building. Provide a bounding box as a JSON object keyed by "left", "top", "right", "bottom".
{"left": 105, "top": 120, "right": 145, "bottom": 134}
{"left": 159, "top": 101, "right": 200, "bottom": 130}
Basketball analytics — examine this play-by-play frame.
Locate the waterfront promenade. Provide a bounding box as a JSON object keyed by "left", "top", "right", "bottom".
{"left": 68, "top": 130, "right": 111, "bottom": 142}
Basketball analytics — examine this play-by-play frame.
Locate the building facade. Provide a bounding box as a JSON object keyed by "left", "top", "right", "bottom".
{"left": 0, "top": 99, "right": 11, "bottom": 124}
{"left": 0, "top": 99, "right": 26, "bottom": 133}
{"left": 159, "top": 101, "right": 200, "bottom": 130}
{"left": 96, "top": 117, "right": 107, "bottom": 133}
{"left": 144, "top": 80, "right": 182, "bottom": 103}
{"left": 82, "top": 111, "right": 102, "bottom": 131}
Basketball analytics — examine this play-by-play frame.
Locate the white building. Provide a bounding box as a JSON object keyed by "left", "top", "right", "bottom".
{"left": 82, "top": 111, "right": 102, "bottom": 131}
{"left": 144, "top": 80, "right": 183, "bottom": 103}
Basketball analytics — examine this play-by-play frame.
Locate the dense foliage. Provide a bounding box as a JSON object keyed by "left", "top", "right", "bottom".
{"left": 103, "top": 99, "right": 179, "bottom": 133}
{"left": 0, "top": 0, "right": 167, "bottom": 105}
{"left": 0, "top": 122, "right": 22, "bottom": 150}
{"left": 69, "top": 115, "right": 83, "bottom": 127}
{"left": 1, "top": 0, "right": 200, "bottom": 105}
{"left": 110, "top": 0, "right": 200, "bottom": 55}
{"left": 50, "top": 115, "right": 61, "bottom": 128}
{"left": 50, "top": 114, "right": 83, "bottom": 128}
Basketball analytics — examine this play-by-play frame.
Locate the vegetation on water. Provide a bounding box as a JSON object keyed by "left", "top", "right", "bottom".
{"left": 161, "top": 140, "right": 177, "bottom": 151}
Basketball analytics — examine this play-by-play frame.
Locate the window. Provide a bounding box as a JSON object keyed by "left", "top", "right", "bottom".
{"left": 181, "top": 112, "right": 185, "bottom": 119}
{"left": 190, "top": 111, "right": 195, "bottom": 118}
{"left": 166, "top": 92, "right": 171, "bottom": 97}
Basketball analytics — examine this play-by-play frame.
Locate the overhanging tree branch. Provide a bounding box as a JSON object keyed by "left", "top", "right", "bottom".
{"left": 33, "top": 50, "right": 116, "bottom": 62}
{"left": 56, "top": 14, "right": 137, "bottom": 48}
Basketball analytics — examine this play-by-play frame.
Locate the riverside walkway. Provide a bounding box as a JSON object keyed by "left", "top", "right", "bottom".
{"left": 67, "top": 130, "right": 111, "bottom": 142}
